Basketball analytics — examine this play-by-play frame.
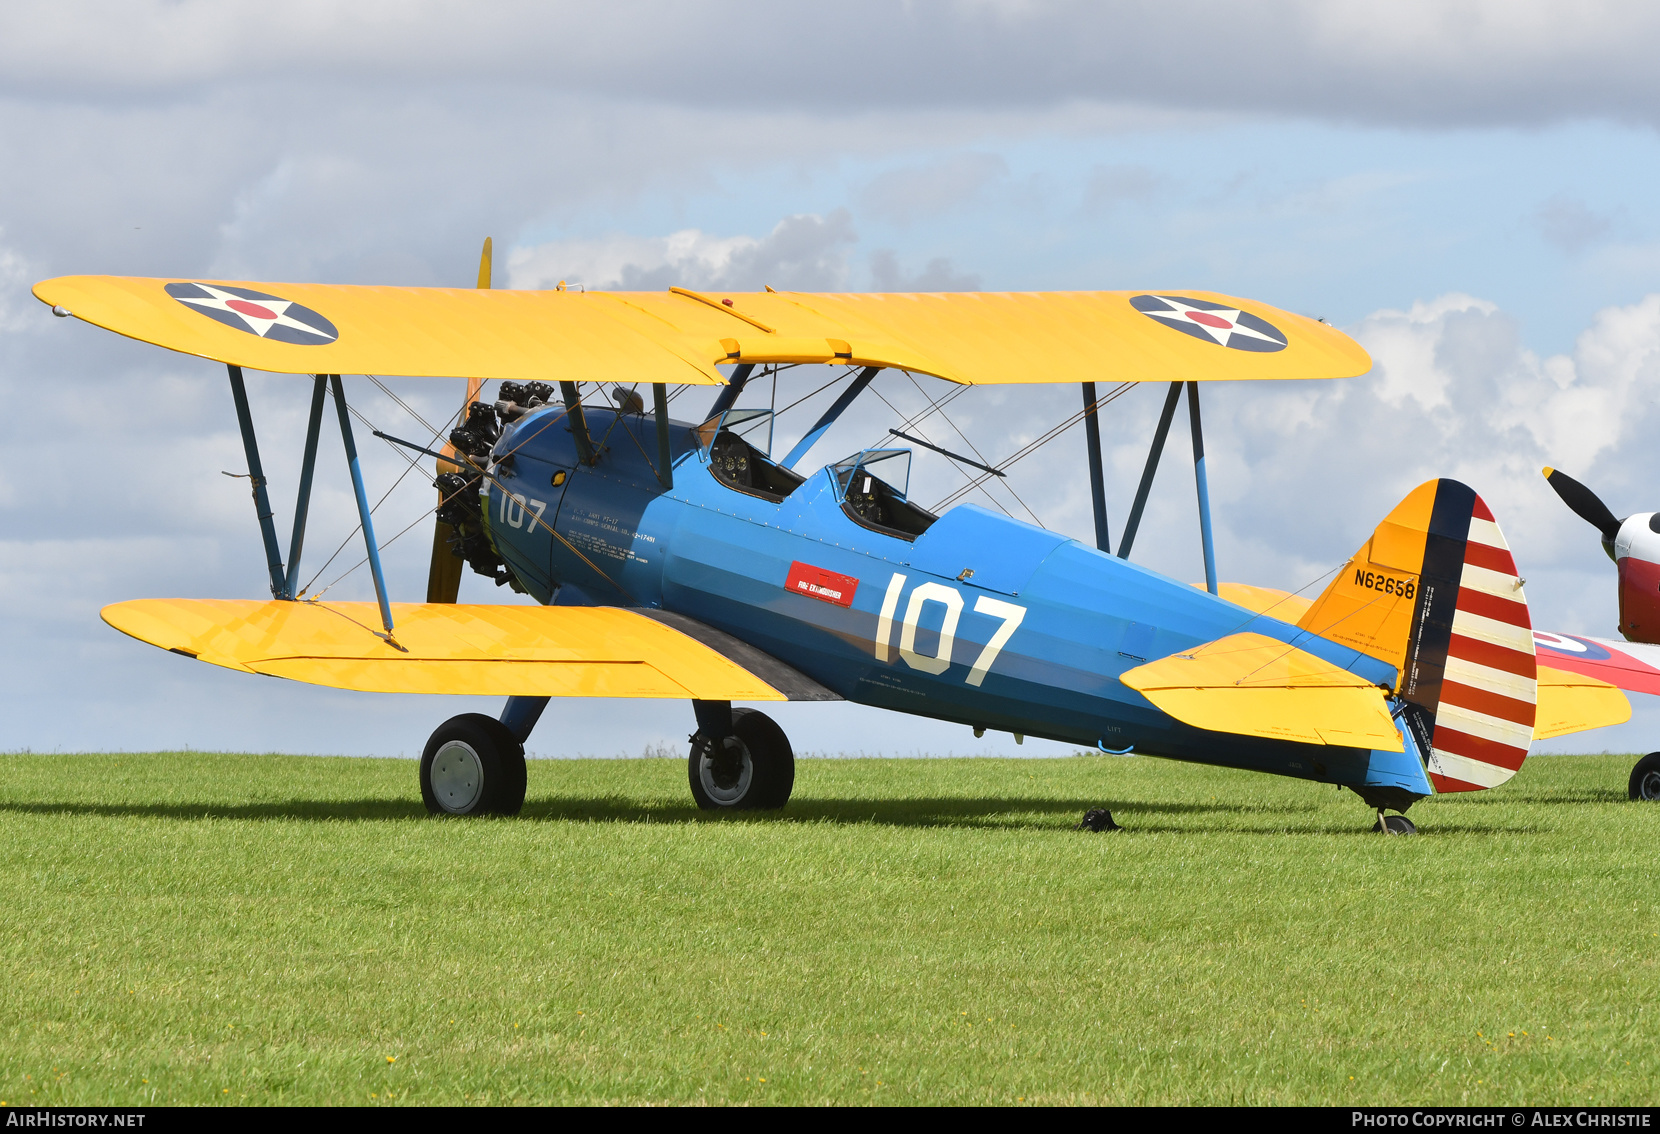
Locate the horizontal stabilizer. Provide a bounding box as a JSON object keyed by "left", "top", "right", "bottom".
{"left": 102, "top": 599, "right": 800, "bottom": 700}
{"left": 1214, "top": 582, "right": 1313, "bottom": 622}
{"left": 1533, "top": 665, "right": 1631, "bottom": 740}
{"left": 1120, "top": 632, "right": 1402, "bottom": 750}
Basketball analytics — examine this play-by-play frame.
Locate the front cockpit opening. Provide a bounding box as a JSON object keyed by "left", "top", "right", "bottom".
{"left": 697, "top": 409, "right": 806, "bottom": 502}
{"left": 834, "top": 449, "right": 937, "bottom": 540}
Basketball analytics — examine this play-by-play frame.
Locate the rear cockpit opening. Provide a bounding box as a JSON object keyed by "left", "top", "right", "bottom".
{"left": 834, "top": 449, "right": 937, "bottom": 540}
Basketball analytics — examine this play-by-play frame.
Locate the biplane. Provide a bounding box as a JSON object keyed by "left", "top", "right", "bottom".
{"left": 32, "top": 245, "right": 1623, "bottom": 833}
{"left": 1533, "top": 466, "right": 1660, "bottom": 799}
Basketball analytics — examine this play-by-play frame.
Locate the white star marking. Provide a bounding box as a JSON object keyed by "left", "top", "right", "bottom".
{"left": 1143, "top": 296, "right": 1284, "bottom": 347}
{"left": 174, "top": 284, "right": 336, "bottom": 341}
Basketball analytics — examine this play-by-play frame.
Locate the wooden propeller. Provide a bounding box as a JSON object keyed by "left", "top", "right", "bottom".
{"left": 426, "top": 237, "right": 492, "bottom": 603}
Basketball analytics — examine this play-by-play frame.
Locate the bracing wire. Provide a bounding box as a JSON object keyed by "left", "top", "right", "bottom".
{"left": 929, "top": 381, "right": 1135, "bottom": 513}
{"left": 862, "top": 383, "right": 1030, "bottom": 525}
{"left": 297, "top": 376, "right": 452, "bottom": 597}
{"left": 843, "top": 372, "right": 1037, "bottom": 520}
{"left": 876, "top": 374, "right": 1047, "bottom": 527}
{"left": 312, "top": 490, "right": 447, "bottom": 599}
{"left": 1210, "top": 561, "right": 1408, "bottom": 688}
{"left": 861, "top": 373, "right": 970, "bottom": 451}
{"left": 908, "top": 378, "right": 1047, "bottom": 528}
{"left": 300, "top": 375, "right": 634, "bottom": 603}
{"left": 298, "top": 449, "right": 424, "bottom": 598}
{"left": 777, "top": 367, "right": 859, "bottom": 421}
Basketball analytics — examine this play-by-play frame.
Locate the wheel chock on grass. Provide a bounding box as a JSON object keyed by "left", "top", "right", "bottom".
{"left": 1076, "top": 808, "right": 1122, "bottom": 832}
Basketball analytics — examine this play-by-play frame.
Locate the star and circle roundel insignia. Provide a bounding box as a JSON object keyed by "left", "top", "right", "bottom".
{"left": 165, "top": 282, "right": 339, "bottom": 346}
{"left": 1130, "top": 294, "right": 1287, "bottom": 353}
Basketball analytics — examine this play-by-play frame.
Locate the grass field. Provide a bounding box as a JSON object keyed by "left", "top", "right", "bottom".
{"left": 0, "top": 750, "right": 1655, "bottom": 1106}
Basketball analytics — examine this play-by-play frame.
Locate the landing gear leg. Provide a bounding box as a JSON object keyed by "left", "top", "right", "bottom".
{"left": 687, "top": 700, "right": 795, "bottom": 811}
{"left": 1372, "top": 809, "right": 1418, "bottom": 836}
{"left": 1352, "top": 786, "right": 1420, "bottom": 835}
{"left": 501, "top": 696, "right": 550, "bottom": 745}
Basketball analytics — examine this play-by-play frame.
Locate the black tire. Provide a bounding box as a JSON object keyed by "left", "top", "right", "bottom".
{"left": 1629, "top": 752, "right": 1660, "bottom": 801}
{"left": 687, "top": 707, "right": 795, "bottom": 811}
{"left": 1372, "top": 814, "right": 1418, "bottom": 835}
{"left": 420, "top": 713, "right": 527, "bottom": 816}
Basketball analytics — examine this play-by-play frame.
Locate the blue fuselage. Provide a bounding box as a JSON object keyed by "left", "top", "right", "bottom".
{"left": 484, "top": 405, "right": 1431, "bottom": 798}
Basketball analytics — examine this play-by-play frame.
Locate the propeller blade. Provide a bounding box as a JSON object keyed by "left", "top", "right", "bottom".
{"left": 1542, "top": 465, "right": 1622, "bottom": 541}
{"left": 468, "top": 237, "right": 490, "bottom": 408}
{"left": 426, "top": 237, "right": 493, "bottom": 604}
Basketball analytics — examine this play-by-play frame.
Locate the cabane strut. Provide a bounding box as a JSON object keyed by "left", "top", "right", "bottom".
{"left": 1112, "top": 379, "right": 1218, "bottom": 594}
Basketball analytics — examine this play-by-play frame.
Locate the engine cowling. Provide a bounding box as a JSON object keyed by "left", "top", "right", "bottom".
{"left": 1614, "top": 512, "right": 1660, "bottom": 643}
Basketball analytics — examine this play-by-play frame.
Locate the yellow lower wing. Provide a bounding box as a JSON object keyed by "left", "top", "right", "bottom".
{"left": 1534, "top": 666, "right": 1630, "bottom": 740}
{"left": 1120, "top": 631, "right": 1402, "bottom": 750}
{"left": 103, "top": 599, "right": 788, "bottom": 700}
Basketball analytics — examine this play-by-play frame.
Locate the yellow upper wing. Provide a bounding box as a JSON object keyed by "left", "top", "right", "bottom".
{"left": 103, "top": 598, "right": 794, "bottom": 700}
{"left": 34, "top": 276, "right": 1371, "bottom": 387}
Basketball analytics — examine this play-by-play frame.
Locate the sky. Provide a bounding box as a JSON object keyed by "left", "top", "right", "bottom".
{"left": 5, "top": 1, "right": 1660, "bottom": 761}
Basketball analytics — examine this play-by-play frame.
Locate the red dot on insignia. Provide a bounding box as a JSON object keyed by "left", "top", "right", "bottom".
{"left": 1185, "top": 311, "right": 1232, "bottom": 329}
{"left": 226, "top": 299, "right": 277, "bottom": 320}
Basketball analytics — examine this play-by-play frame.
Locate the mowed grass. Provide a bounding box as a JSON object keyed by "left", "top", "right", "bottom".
{"left": 0, "top": 751, "right": 1655, "bottom": 1106}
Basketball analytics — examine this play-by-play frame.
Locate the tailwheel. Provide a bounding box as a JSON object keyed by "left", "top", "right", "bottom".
{"left": 1629, "top": 752, "right": 1660, "bottom": 801}
{"left": 1372, "top": 811, "right": 1417, "bottom": 835}
{"left": 420, "top": 713, "right": 527, "bottom": 816}
{"left": 688, "top": 707, "right": 795, "bottom": 811}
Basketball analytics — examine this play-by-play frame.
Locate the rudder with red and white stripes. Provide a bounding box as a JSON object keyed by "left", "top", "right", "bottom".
{"left": 1420, "top": 493, "right": 1536, "bottom": 791}
{"left": 1298, "top": 479, "right": 1536, "bottom": 793}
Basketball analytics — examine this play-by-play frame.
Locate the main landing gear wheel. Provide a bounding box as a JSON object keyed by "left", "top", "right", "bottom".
{"left": 688, "top": 708, "right": 795, "bottom": 811}
{"left": 1373, "top": 813, "right": 1417, "bottom": 835}
{"left": 420, "top": 713, "right": 527, "bottom": 816}
{"left": 1629, "top": 752, "right": 1660, "bottom": 801}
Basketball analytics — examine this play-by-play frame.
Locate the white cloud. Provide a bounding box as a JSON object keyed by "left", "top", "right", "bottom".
{"left": 868, "top": 250, "right": 982, "bottom": 291}
{"left": 507, "top": 231, "right": 749, "bottom": 292}
{"left": 1191, "top": 291, "right": 1660, "bottom": 609}
{"left": 858, "top": 154, "right": 1008, "bottom": 226}
{"left": 1353, "top": 293, "right": 1498, "bottom": 411}
{"left": 0, "top": 231, "right": 34, "bottom": 332}
{"left": 508, "top": 212, "right": 857, "bottom": 292}
{"left": 7, "top": 2, "right": 1660, "bottom": 128}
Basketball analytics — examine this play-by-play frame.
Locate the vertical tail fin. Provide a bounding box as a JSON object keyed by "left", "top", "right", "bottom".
{"left": 1297, "top": 479, "right": 1536, "bottom": 791}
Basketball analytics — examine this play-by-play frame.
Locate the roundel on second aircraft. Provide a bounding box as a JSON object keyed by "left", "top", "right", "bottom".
{"left": 1130, "top": 294, "right": 1288, "bottom": 353}
{"left": 1532, "top": 631, "right": 1613, "bottom": 662}
{"left": 165, "top": 282, "right": 339, "bottom": 346}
